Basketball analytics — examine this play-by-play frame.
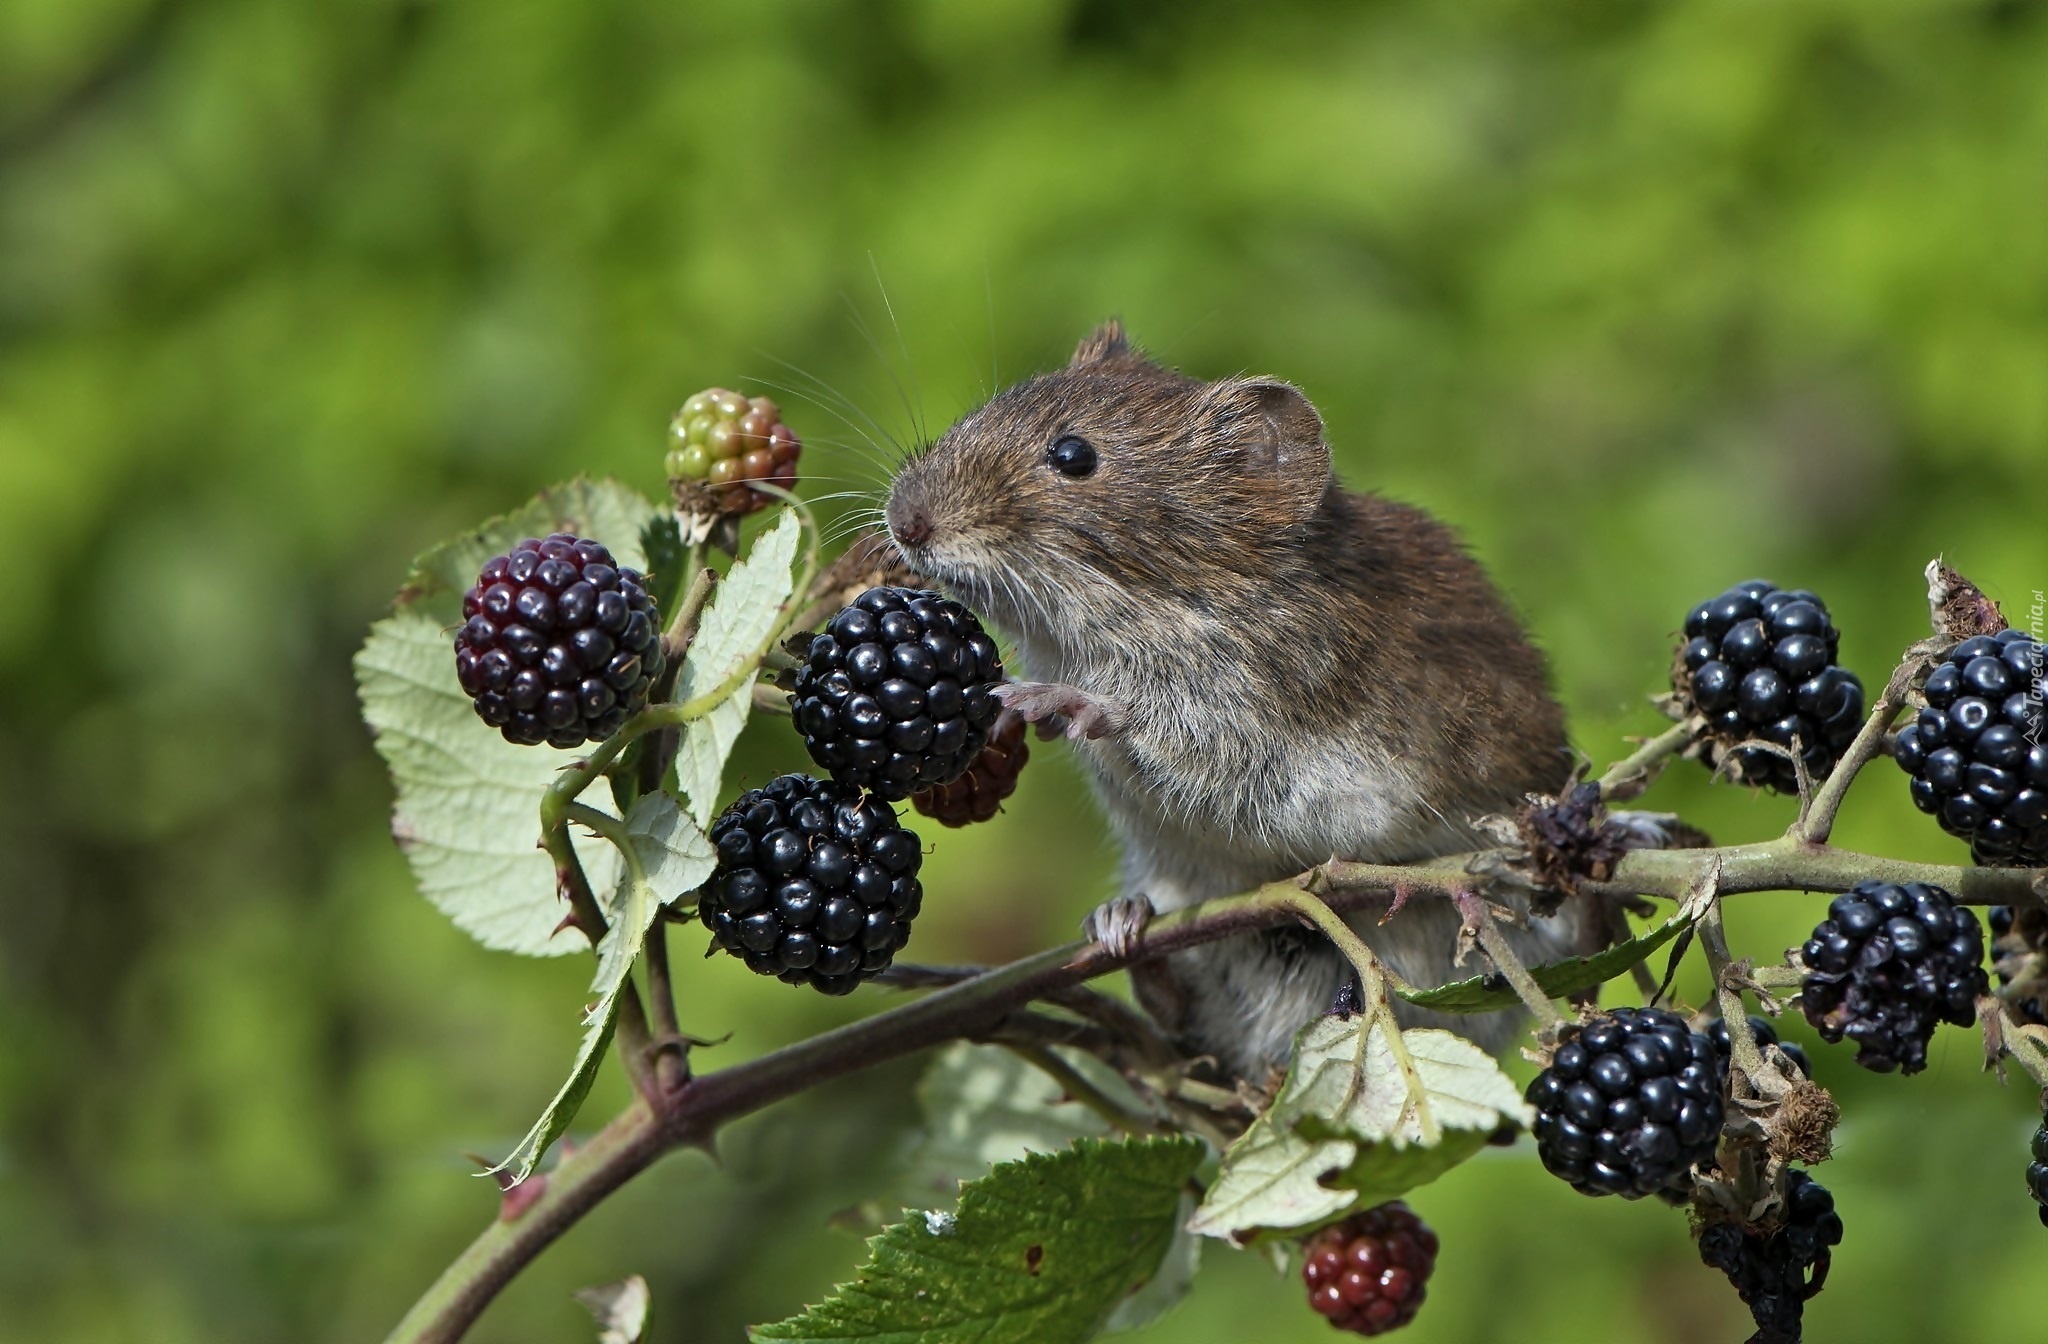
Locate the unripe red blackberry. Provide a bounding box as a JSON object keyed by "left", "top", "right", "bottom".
{"left": 1299, "top": 1202, "right": 1438, "bottom": 1336}
{"left": 700, "top": 774, "right": 923, "bottom": 994}
{"left": 911, "top": 710, "right": 1029, "bottom": 827}
{"left": 1526, "top": 1007, "right": 1724, "bottom": 1198}
{"left": 1798, "top": 880, "right": 1987, "bottom": 1075}
{"left": 454, "top": 533, "right": 664, "bottom": 747}
{"left": 1891, "top": 630, "right": 2048, "bottom": 866}
{"left": 666, "top": 388, "right": 801, "bottom": 516}
{"left": 1675, "top": 580, "right": 1865, "bottom": 795}
{"left": 790, "top": 587, "right": 1005, "bottom": 801}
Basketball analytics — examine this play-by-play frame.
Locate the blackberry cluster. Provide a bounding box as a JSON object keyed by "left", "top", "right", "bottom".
{"left": 455, "top": 534, "right": 664, "bottom": 747}
{"left": 2029, "top": 1111, "right": 2048, "bottom": 1230}
{"left": 1798, "top": 881, "right": 1987, "bottom": 1075}
{"left": 912, "top": 709, "right": 1029, "bottom": 827}
{"left": 1697, "top": 1170, "right": 1844, "bottom": 1344}
{"left": 666, "top": 388, "right": 801, "bottom": 516}
{"left": 1989, "top": 905, "right": 2046, "bottom": 1025}
{"left": 1526, "top": 1007, "right": 1724, "bottom": 1198}
{"left": 1891, "top": 630, "right": 2048, "bottom": 865}
{"left": 1300, "top": 1202, "right": 1438, "bottom": 1336}
{"left": 699, "top": 775, "right": 923, "bottom": 994}
{"left": 790, "top": 587, "right": 1005, "bottom": 801}
{"left": 1678, "top": 580, "right": 1865, "bottom": 794}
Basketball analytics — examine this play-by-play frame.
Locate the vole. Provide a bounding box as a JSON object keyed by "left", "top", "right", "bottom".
{"left": 884, "top": 322, "right": 1588, "bottom": 1078}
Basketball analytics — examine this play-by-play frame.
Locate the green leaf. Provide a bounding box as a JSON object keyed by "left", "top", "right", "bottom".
{"left": 1189, "top": 1017, "right": 1530, "bottom": 1244}
{"left": 1395, "top": 911, "right": 1694, "bottom": 1013}
{"left": 673, "top": 509, "right": 801, "bottom": 825}
{"left": 489, "top": 987, "right": 621, "bottom": 1184}
{"left": 753, "top": 1136, "right": 1205, "bottom": 1344}
{"left": 354, "top": 478, "right": 661, "bottom": 955}
{"left": 355, "top": 610, "right": 620, "bottom": 955}
{"left": 901, "top": 1045, "right": 1198, "bottom": 1336}
{"left": 397, "top": 477, "right": 659, "bottom": 625}
{"left": 591, "top": 790, "right": 716, "bottom": 996}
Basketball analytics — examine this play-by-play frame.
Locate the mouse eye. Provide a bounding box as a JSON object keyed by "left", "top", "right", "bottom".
{"left": 1047, "top": 434, "right": 1098, "bottom": 478}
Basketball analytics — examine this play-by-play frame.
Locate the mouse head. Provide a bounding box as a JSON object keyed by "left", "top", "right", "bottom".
{"left": 885, "top": 322, "right": 1332, "bottom": 637}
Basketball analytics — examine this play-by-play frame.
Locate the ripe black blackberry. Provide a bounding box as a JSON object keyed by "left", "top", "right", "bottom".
{"left": 1676, "top": 580, "right": 1865, "bottom": 795}
{"left": 1299, "top": 1202, "right": 1438, "bottom": 1336}
{"left": 911, "top": 709, "right": 1029, "bottom": 827}
{"left": 1697, "top": 1169, "right": 1843, "bottom": 1344}
{"left": 1798, "top": 880, "right": 1987, "bottom": 1075}
{"left": 2029, "top": 1111, "right": 2048, "bottom": 1230}
{"left": 789, "top": 587, "right": 1005, "bottom": 801}
{"left": 699, "top": 775, "right": 924, "bottom": 994}
{"left": 455, "top": 533, "right": 664, "bottom": 748}
{"left": 1526, "top": 1007, "right": 1724, "bottom": 1198}
{"left": 1891, "top": 630, "right": 2048, "bottom": 866}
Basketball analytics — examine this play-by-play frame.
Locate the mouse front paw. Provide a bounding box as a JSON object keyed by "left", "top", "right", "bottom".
{"left": 995, "top": 681, "right": 1123, "bottom": 741}
{"left": 1083, "top": 892, "right": 1154, "bottom": 959}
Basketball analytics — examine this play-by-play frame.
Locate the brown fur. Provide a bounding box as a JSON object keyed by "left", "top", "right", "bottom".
{"left": 887, "top": 322, "right": 1578, "bottom": 1076}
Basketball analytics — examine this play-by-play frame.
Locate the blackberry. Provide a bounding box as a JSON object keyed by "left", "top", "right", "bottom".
{"left": 911, "top": 709, "right": 1029, "bottom": 827}
{"left": 1989, "top": 905, "right": 2047, "bottom": 1025}
{"left": 1697, "top": 1169, "right": 1843, "bottom": 1344}
{"left": 1526, "top": 1007, "right": 1724, "bottom": 1198}
{"left": 789, "top": 587, "right": 1005, "bottom": 801}
{"left": 1891, "top": 630, "right": 2048, "bottom": 865}
{"left": 1798, "top": 880, "right": 1988, "bottom": 1075}
{"left": 1300, "top": 1202, "right": 1438, "bottom": 1336}
{"left": 455, "top": 534, "right": 664, "bottom": 748}
{"left": 666, "top": 388, "right": 801, "bottom": 516}
{"left": 699, "top": 774, "right": 923, "bottom": 994}
{"left": 2030, "top": 1111, "right": 2048, "bottom": 1230}
{"left": 1676, "top": 580, "right": 1866, "bottom": 795}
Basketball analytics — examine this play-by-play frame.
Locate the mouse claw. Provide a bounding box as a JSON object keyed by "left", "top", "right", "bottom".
{"left": 1084, "top": 892, "right": 1154, "bottom": 959}
{"left": 996, "top": 681, "right": 1122, "bottom": 741}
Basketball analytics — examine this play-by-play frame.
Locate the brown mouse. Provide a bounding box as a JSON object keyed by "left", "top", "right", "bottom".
{"left": 885, "top": 321, "right": 1586, "bottom": 1078}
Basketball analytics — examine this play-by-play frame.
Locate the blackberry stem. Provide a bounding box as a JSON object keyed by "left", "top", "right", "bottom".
{"left": 1453, "top": 889, "right": 1568, "bottom": 1029}
{"left": 1794, "top": 640, "right": 1938, "bottom": 845}
{"left": 1598, "top": 721, "right": 1698, "bottom": 801}
{"left": 1698, "top": 897, "right": 1785, "bottom": 1102}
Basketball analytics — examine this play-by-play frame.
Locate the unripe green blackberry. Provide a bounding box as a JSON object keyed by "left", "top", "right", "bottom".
{"left": 454, "top": 533, "right": 664, "bottom": 747}
{"left": 1675, "top": 580, "right": 1865, "bottom": 795}
{"left": 666, "top": 388, "right": 800, "bottom": 516}
{"left": 700, "top": 774, "right": 923, "bottom": 993}
{"left": 790, "top": 587, "right": 1005, "bottom": 801}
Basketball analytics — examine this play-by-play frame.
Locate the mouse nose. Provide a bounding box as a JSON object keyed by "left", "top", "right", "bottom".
{"left": 887, "top": 495, "right": 933, "bottom": 548}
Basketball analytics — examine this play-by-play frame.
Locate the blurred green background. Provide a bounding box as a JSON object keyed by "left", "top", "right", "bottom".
{"left": 4, "top": 0, "right": 2045, "bottom": 1340}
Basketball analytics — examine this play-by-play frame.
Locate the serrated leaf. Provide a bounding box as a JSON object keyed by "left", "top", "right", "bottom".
{"left": 753, "top": 1137, "right": 1205, "bottom": 1344}
{"left": 355, "top": 610, "right": 619, "bottom": 955}
{"left": 591, "top": 790, "right": 716, "bottom": 995}
{"left": 900, "top": 1045, "right": 1198, "bottom": 1336}
{"left": 1396, "top": 911, "right": 1694, "bottom": 1013}
{"left": 673, "top": 509, "right": 801, "bottom": 823}
{"left": 398, "top": 477, "right": 658, "bottom": 626}
{"left": 489, "top": 987, "right": 621, "bottom": 1183}
{"left": 1189, "top": 1017, "right": 1530, "bottom": 1243}
{"left": 355, "top": 479, "right": 660, "bottom": 956}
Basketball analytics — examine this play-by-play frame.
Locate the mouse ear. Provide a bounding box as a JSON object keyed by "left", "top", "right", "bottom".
{"left": 1070, "top": 320, "right": 1130, "bottom": 367}
{"left": 1204, "top": 378, "right": 1330, "bottom": 524}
